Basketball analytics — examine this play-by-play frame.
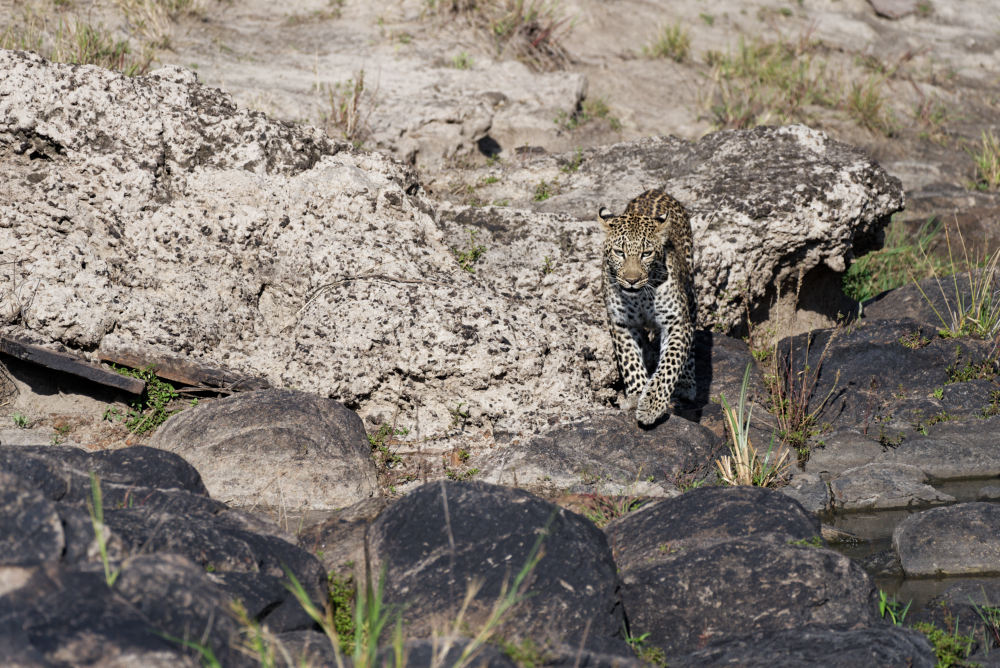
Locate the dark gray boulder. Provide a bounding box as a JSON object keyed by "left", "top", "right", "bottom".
{"left": 485, "top": 412, "right": 722, "bottom": 494}
{"left": 671, "top": 625, "right": 934, "bottom": 667}
{"left": 623, "top": 539, "right": 878, "bottom": 655}
{"left": 829, "top": 463, "right": 954, "bottom": 511}
{"left": 863, "top": 271, "right": 1000, "bottom": 330}
{"left": 368, "top": 481, "right": 629, "bottom": 656}
{"left": 605, "top": 486, "right": 821, "bottom": 572}
{"left": 805, "top": 427, "right": 890, "bottom": 477}
{"left": 774, "top": 319, "right": 996, "bottom": 434}
{"left": 606, "top": 487, "right": 879, "bottom": 656}
{"left": 0, "top": 472, "right": 64, "bottom": 566}
{"left": 0, "top": 445, "right": 212, "bottom": 508}
{"left": 894, "top": 503, "right": 1000, "bottom": 576}
{"left": 0, "top": 561, "right": 210, "bottom": 666}
{"left": 879, "top": 419, "right": 1000, "bottom": 479}
{"left": 150, "top": 389, "right": 379, "bottom": 510}
{"left": 0, "top": 443, "right": 329, "bottom": 660}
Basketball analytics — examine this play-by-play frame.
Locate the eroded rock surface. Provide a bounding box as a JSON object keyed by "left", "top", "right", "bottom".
{"left": 830, "top": 463, "right": 955, "bottom": 512}
{"left": 0, "top": 48, "right": 905, "bottom": 454}
{"left": 368, "top": 480, "right": 629, "bottom": 656}
{"left": 894, "top": 503, "right": 1000, "bottom": 577}
{"left": 0, "top": 444, "right": 327, "bottom": 665}
{"left": 605, "top": 487, "right": 887, "bottom": 657}
{"left": 482, "top": 411, "right": 722, "bottom": 495}
{"left": 444, "top": 126, "right": 904, "bottom": 333}
{"left": 150, "top": 389, "right": 379, "bottom": 509}
{"left": 672, "top": 626, "right": 934, "bottom": 668}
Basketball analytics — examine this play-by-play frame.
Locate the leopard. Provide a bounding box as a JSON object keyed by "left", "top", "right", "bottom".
{"left": 599, "top": 188, "right": 696, "bottom": 426}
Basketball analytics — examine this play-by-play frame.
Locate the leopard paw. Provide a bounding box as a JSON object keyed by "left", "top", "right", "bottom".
{"left": 636, "top": 392, "right": 670, "bottom": 426}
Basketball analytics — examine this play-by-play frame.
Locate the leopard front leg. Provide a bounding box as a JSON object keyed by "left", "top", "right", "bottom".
{"left": 636, "top": 316, "right": 693, "bottom": 426}
{"left": 609, "top": 320, "right": 650, "bottom": 403}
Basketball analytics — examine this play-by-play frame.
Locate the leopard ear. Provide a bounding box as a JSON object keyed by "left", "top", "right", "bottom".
{"left": 598, "top": 206, "right": 614, "bottom": 230}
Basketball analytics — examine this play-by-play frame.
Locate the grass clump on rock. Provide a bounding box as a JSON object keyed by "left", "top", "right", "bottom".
{"left": 643, "top": 21, "right": 690, "bottom": 62}
{"left": 103, "top": 364, "right": 181, "bottom": 435}
{"left": 716, "top": 363, "right": 790, "bottom": 487}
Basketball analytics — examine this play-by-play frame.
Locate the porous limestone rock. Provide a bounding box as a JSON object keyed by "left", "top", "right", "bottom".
{"left": 0, "top": 49, "right": 903, "bottom": 450}
{"left": 442, "top": 126, "right": 904, "bottom": 334}
{"left": 0, "top": 49, "right": 611, "bottom": 444}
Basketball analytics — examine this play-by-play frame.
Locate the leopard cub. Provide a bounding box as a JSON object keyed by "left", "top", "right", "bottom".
{"left": 599, "top": 189, "right": 696, "bottom": 426}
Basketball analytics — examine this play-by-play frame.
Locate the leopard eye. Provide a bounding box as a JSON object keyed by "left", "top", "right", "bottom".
{"left": 641, "top": 249, "right": 654, "bottom": 259}
{"left": 612, "top": 248, "right": 625, "bottom": 258}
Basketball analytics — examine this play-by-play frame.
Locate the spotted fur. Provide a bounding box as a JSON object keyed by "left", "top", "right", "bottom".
{"left": 599, "top": 189, "right": 696, "bottom": 425}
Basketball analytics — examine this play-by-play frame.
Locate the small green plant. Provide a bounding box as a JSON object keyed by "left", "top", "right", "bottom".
{"left": 50, "top": 423, "right": 73, "bottom": 445}
{"left": 717, "top": 363, "right": 791, "bottom": 486}
{"left": 445, "top": 467, "right": 480, "bottom": 481}
{"left": 763, "top": 334, "right": 839, "bottom": 460}
{"left": 843, "top": 219, "right": 948, "bottom": 303}
{"left": 555, "top": 97, "right": 621, "bottom": 131}
{"left": 643, "top": 21, "right": 690, "bottom": 62}
{"left": 846, "top": 75, "right": 895, "bottom": 135}
{"left": 450, "top": 401, "right": 471, "bottom": 429}
{"left": 877, "top": 425, "right": 904, "bottom": 448}
{"left": 497, "top": 637, "right": 547, "bottom": 667}
{"left": 1, "top": 12, "right": 153, "bottom": 76}
{"left": 624, "top": 629, "right": 667, "bottom": 667}
{"left": 899, "top": 331, "right": 931, "bottom": 349}
{"left": 971, "top": 597, "right": 1000, "bottom": 652}
{"left": 368, "top": 424, "right": 407, "bottom": 470}
{"left": 285, "top": 565, "right": 397, "bottom": 668}
{"left": 578, "top": 495, "right": 649, "bottom": 528}
{"left": 104, "top": 365, "right": 180, "bottom": 434}
{"left": 533, "top": 180, "right": 555, "bottom": 202}
{"left": 560, "top": 147, "right": 583, "bottom": 173}
{"left": 430, "top": 0, "right": 571, "bottom": 71}
{"left": 913, "top": 621, "right": 976, "bottom": 667}
{"left": 328, "top": 571, "right": 358, "bottom": 653}
{"left": 699, "top": 13, "right": 715, "bottom": 25}
{"left": 878, "top": 590, "right": 912, "bottom": 625}
{"left": 541, "top": 256, "right": 554, "bottom": 275}
{"left": 451, "top": 229, "right": 487, "bottom": 272}
{"left": 969, "top": 129, "right": 1000, "bottom": 190}
{"left": 932, "top": 386, "right": 944, "bottom": 399}
{"left": 451, "top": 51, "right": 473, "bottom": 69}
{"left": 981, "top": 390, "right": 1000, "bottom": 418}
{"left": 87, "top": 472, "right": 120, "bottom": 587}
{"left": 320, "top": 69, "right": 372, "bottom": 146}
{"left": 789, "top": 535, "right": 824, "bottom": 548}
{"left": 12, "top": 412, "right": 29, "bottom": 428}
{"left": 706, "top": 34, "right": 831, "bottom": 130}
{"left": 945, "top": 347, "right": 997, "bottom": 384}
{"left": 911, "top": 224, "right": 1000, "bottom": 339}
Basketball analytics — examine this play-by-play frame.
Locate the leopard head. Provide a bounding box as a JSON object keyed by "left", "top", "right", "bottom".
{"left": 598, "top": 204, "right": 670, "bottom": 290}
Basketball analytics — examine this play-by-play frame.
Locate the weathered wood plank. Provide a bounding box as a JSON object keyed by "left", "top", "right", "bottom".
{"left": 0, "top": 336, "right": 146, "bottom": 395}
{"left": 98, "top": 347, "right": 270, "bottom": 392}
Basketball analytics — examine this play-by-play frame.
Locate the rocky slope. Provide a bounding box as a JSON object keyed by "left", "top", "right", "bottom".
{"left": 0, "top": 48, "right": 902, "bottom": 456}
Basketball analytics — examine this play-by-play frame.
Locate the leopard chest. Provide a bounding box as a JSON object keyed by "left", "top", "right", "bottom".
{"left": 605, "top": 276, "right": 684, "bottom": 330}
